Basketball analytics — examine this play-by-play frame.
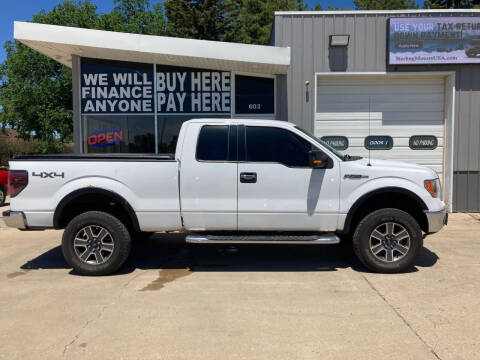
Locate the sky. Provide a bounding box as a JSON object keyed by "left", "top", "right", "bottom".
{"left": 0, "top": 0, "right": 424, "bottom": 64}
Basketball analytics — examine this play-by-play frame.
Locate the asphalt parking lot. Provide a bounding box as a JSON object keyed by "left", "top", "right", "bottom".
{"left": 1, "top": 205, "right": 480, "bottom": 360}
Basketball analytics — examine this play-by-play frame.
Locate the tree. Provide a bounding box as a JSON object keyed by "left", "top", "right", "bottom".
{"left": 0, "top": 1, "right": 100, "bottom": 151}
{"left": 163, "top": 0, "right": 236, "bottom": 41}
{"left": 226, "top": 0, "right": 307, "bottom": 45}
{"left": 354, "top": 0, "right": 418, "bottom": 9}
{"left": 423, "top": 0, "right": 480, "bottom": 8}
{"left": 99, "top": 0, "right": 166, "bottom": 35}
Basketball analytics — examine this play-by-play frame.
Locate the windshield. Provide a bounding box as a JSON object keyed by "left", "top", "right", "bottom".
{"left": 294, "top": 126, "right": 345, "bottom": 160}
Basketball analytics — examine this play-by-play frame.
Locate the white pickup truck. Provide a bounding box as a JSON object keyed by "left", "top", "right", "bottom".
{"left": 3, "top": 119, "right": 447, "bottom": 275}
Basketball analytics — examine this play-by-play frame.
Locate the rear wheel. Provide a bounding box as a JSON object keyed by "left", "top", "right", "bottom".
{"left": 62, "top": 211, "right": 132, "bottom": 276}
{"left": 352, "top": 208, "right": 423, "bottom": 273}
{"left": 466, "top": 49, "right": 477, "bottom": 57}
{"left": 0, "top": 186, "right": 5, "bottom": 207}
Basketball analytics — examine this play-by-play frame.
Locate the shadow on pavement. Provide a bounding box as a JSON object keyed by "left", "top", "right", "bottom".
{"left": 20, "top": 246, "right": 69, "bottom": 270}
{"left": 19, "top": 232, "right": 439, "bottom": 275}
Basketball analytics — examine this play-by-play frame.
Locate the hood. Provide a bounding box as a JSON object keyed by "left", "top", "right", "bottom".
{"left": 343, "top": 157, "right": 439, "bottom": 181}
{"left": 357, "top": 158, "right": 427, "bottom": 170}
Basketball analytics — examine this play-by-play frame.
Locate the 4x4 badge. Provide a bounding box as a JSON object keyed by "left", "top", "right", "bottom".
{"left": 32, "top": 172, "right": 65, "bottom": 179}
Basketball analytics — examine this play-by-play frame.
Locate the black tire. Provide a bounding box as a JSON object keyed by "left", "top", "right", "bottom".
{"left": 466, "top": 49, "right": 476, "bottom": 58}
{"left": 352, "top": 208, "right": 423, "bottom": 273}
{"left": 0, "top": 186, "right": 5, "bottom": 207}
{"left": 62, "top": 211, "right": 132, "bottom": 276}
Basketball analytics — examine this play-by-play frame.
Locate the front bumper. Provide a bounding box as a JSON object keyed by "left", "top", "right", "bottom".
{"left": 2, "top": 210, "right": 28, "bottom": 230}
{"left": 424, "top": 208, "right": 448, "bottom": 233}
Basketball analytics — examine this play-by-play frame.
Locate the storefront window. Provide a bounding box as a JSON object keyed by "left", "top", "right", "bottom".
{"left": 235, "top": 75, "right": 275, "bottom": 115}
{"left": 79, "top": 58, "right": 277, "bottom": 155}
{"left": 84, "top": 115, "right": 155, "bottom": 153}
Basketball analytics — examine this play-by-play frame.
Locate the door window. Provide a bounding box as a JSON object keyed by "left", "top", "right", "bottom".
{"left": 245, "top": 126, "right": 315, "bottom": 167}
{"left": 196, "top": 125, "right": 229, "bottom": 161}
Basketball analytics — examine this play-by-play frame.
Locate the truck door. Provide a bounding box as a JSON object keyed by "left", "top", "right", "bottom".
{"left": 237, "top": 125, "right": 340, "bottom": 231}
{"left": 179, "top": 123, "right": 238, "bottom": 230}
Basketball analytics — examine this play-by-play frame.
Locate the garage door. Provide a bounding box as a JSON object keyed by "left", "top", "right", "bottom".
{"left": 316, "top": 75, "right": 445, "bottom": 179}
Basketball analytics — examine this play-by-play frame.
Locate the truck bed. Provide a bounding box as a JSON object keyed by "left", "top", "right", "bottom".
{"left": 8, "top": 154, "right": 181, "bottom": 231}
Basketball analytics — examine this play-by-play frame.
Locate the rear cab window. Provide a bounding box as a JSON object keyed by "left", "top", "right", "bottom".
{"left": 196, "top": 125, "right": 237, "bottom": 161}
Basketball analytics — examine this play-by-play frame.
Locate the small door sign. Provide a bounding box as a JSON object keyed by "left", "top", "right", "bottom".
{"left": 321, "top": 136, "right": 349, "bottom": 150}
{"left": 409, "top": 135, "right": 438, "bottom": 150}
{"left": 364, "top": 136, "right": 393, "bottom": 150}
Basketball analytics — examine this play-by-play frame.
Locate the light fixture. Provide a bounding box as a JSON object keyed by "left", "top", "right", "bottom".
{"left": 329, "top": 34, "right": 350, "bottom": 47}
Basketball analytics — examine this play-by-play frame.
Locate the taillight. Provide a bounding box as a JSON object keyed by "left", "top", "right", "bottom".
{"left": 8, "top": 170, "right": 28, "bottom": 197}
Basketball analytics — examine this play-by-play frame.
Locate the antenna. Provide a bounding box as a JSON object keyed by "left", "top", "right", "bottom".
{"left": 367, "top": 96, "right": 372, "bottom": 166}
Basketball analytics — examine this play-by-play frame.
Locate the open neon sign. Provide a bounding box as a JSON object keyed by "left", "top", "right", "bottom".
{"left": 87, "top": 129, "right": 123, "bottom": 147}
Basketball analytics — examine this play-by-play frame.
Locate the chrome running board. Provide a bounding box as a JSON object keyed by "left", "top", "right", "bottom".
{"left": 186, "top": 234, "right": 340, "bottom": 245}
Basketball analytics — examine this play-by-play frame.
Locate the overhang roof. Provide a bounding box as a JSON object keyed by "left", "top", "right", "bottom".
{"left": 14, "top": 21, "right": 290, "bottom": 74}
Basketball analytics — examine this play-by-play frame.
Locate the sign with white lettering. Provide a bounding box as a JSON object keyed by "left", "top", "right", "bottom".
{"left": 81, "top": 59, "right": 154, "bottom": 114}
{"left": 156, "top": 65, "right": 231, "bottom": 114}
{"left": 409, "top": 135, "right": 438, "bottom": 150}
{"left": 321, "top": 136, "right": 349, "bottom": 150}
{"left": 365, "top": 136, "right": 393, "bottom": 150}
{"left": 389, "top": 17, "right": 480, "bottom": 64}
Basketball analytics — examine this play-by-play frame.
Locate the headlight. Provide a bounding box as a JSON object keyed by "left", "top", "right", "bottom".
{"left": 424, "top": 178, "right": 441, "bottom": 198}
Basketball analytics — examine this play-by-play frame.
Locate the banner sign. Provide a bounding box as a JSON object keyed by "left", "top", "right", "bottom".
{"left": 365, "top": 136, "right": 393, "bottom": 150}
{"left": 389, "top": 17, "right": 480, "bottom": 64}
{"left": 409, "top": 135, "right": 438, "bottom": 150}
{"left": 81, "top": 59, "right": 154, "bottom": 114}
{"left": 156, "top": 65, "right": 231, "bottom": 114}
{"left": 321, "top": 136, "right": 349, "bottom": 150}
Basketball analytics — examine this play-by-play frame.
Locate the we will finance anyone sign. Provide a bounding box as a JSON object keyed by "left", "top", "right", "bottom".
{"left": 81, "top": 59, "right": 154, "bottom": 114}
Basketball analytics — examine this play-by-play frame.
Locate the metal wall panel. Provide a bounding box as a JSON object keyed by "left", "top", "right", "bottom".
{"left": 273, "top": 11, "right": 480, "bottom": 211}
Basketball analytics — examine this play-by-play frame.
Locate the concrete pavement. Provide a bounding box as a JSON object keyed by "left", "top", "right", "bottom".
{"left": 0, "top": 212, "right": 479, "bottom": 359}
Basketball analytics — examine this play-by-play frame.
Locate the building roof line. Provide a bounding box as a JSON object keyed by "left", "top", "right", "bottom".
{"left": 275, "top": 9, "right": 480, "bottom": 16}
{"left": 14, "top": 21, "right": 290, "bottom": 74}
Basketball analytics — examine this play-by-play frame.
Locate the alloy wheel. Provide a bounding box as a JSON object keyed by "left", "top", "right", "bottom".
{"left": 73, "top": 225, "right": 115, "bottom": 265}
{"left": 369, "top": 222, "right": 411, "bottom": 263}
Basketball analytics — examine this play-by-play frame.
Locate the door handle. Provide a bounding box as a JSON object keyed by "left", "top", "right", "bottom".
{"left": 240, "top": 172, "right": 257, "bottom": 183}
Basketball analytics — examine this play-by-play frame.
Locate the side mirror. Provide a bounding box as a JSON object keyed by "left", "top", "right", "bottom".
{"left": 308, "top": 150, "right": 330, "bottom": 169}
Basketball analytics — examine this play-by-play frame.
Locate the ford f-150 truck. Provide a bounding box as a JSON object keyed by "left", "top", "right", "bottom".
{"left": 3, "top": 119, "right": 447, "bottom": 275}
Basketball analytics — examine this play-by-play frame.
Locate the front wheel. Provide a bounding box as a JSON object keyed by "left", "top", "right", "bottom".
{"left": 62, "top": 211, "right": 132, "bottom": 276}
{"left": 352, "top": 208, "right": 423, "bottom": 273}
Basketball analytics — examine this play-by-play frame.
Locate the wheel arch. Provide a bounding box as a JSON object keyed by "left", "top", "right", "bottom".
{"left": 53, "top": 188, "right": 140, "bottom": 232}
{"left": 342, "top": 187, "right": 429, "bottom": 235}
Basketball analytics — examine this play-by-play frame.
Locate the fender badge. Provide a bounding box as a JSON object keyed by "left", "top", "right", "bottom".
{"left": 344, "top": 174, "right": 369, "bottom": 179}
